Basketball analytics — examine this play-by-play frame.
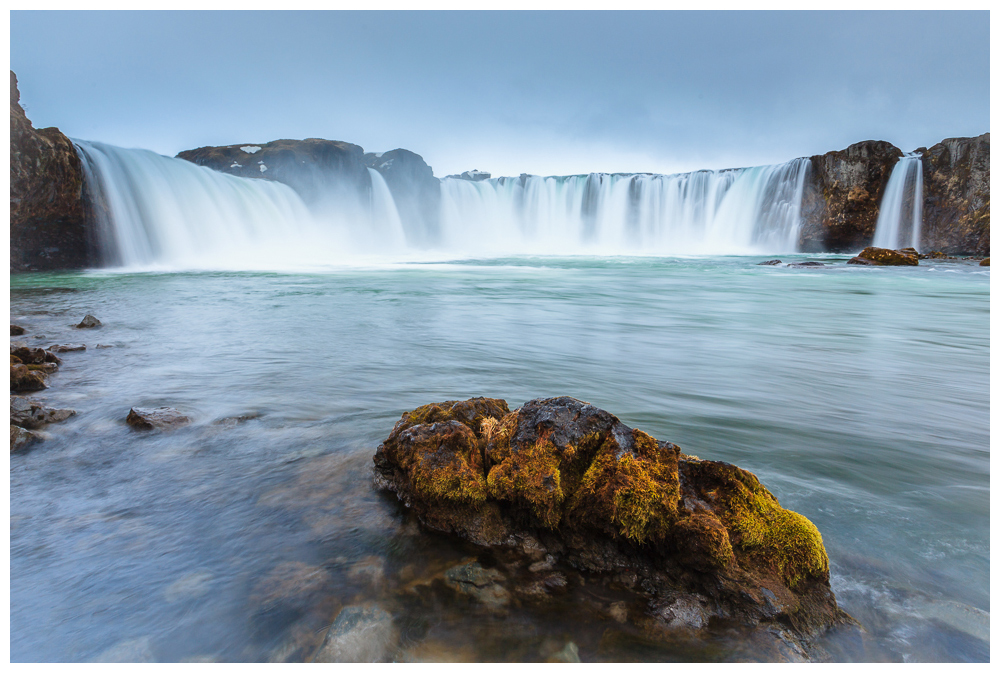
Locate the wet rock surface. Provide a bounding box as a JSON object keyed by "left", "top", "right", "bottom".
{"left": 10, "top": 396, "right": 75, "bottom": 429}
{"left": 847, "top": 247, "right": 919, "bottom": 266}
{"left": 980, "top": 258, "right": 989, "bottom": 266}
{"left": 48, "top": 343, "right": 86, "bottom": 352}
{"left": 374, "top": 397, "right": 855, "bottom": 656}
{"left": 75, "top": 314, "right": 102, "bottom": 328}
{"left": 126, "top": 407, "right": 192, "bottom": 430}
{"left": 11, "top": 324, "right": 26, "bottom": 336}
{"left": 757, "top": 260, "right": 782, "bottom": 265}
{"left": 920, "top": 134, "right": 990, "bottom": 255}
{"left": 311, "top": 604, "right": 397, "bottom": 663}
{"left": 10, "top": 424, "right": 42, "bottom": 452}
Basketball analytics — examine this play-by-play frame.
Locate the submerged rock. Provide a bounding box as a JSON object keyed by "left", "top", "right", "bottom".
{"left": 757, "top": 260, "right": 782, "bottom": 266}
{"left": 10, "top": 424, "right": 42, "bottom": 452}
{"left": 10, "top": 396, "right": 75, "bottom": 429}
{"left": 76, "top": 314, "right": 102, "bottom": 328}
{"left": 311, "top": 604, "right": 397, "bottom": 663}
{"left": 48, "top": 343, "right": 86, "bottom": 352}
{"left": 847, "top": 247, "right": 919, "bottom": 266}
{"left": 787, "top": 262, "right": 826, "bottom": 267}
{"left": 443, "top": 560, "right": 510, "bottom": 609}
{"left": 126, "top": 407, "right": 191, "bottom": 430}
{"left": 374, "top": 397, "right": 854, "bottom": 653}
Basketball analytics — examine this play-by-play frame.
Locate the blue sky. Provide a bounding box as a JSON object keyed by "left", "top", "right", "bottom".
{"left": 10, "top": 11, "right": 990, "bottom": 177}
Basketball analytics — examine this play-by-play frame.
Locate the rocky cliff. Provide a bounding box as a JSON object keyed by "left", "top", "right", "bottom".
{"left": 363, "top": 149, "right": 442, "bottom": 245}
{"left": 919, "top": 134, "right": 990, "bottom": 255}
{"left": 798, "top": 141, "right": 903, "bottom": 252}
{"left": 176, "top": 138, "right": 371, "bottom": 206}
{"left": 10, "top": 71, "right": 96, "bottom": 272}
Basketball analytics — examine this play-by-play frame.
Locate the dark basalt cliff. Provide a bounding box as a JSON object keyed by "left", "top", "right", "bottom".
{"left": 919, "top": 134, "right": 990, "bottom": 255}
{"left": 798, "top": 141, "right": 903, "bottom": 252}
{"left": 10, "top": 71, "right": 96, "bottom": 272}
{"left": 176, "top": 138, "right": 371, "bottom": 206}
{"left": 374, "top": 396, "right": 855, "bottom": 657}
{"left": 363, "top": 149, "right": 442, "bottom": 245}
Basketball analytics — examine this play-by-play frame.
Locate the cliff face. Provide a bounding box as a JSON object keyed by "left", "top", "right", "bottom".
{"left": 10, "top": 71, "right": 95, "bottom": 272}
{"left": 363, "top": 149, "right": 442, "bottom": 245}
{"left": 919, "top": 134, "right": 990, "bottom": 255}
{"left": 798, "top": 141, "right": 903, "bottom": 252}
{"left": 176, "top": 138, "right": 371, "bottom": 206}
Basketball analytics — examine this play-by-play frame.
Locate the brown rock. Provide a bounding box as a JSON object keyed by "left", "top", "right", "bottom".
{"left": 75, "top": 314, "right": 101, "bottom": 328}
{"left": 852, "top": 247, "right": 919, "bottom": 266}
{"left": 980, "top": 257, "right": 990, "bottom": 266}
{"left": 48, "top": 343, "right": 86, "bottom": 352}
{"left": 126, "top": 407, "right": 191, "bottom": 430}
{"left": 10, "top": 423, "right": 41, "bottom": 451}
{"left": 10, "top": 324, "right": 25, "bottom": 336}
{"left": 374, "top": 396, "right": 854, "bottom": 652}
{"left": 10, "top": 395, "right": 75, "bottom": 429}
{"left": 10, "top": 364, "right": 47, "bottom": 392}
{"left": 920, "top": 134, "right": 989, "bottom": 255}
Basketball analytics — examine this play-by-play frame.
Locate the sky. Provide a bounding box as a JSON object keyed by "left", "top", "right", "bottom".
{"left": 9, "top": 11, "right": 990, "bottom": 178}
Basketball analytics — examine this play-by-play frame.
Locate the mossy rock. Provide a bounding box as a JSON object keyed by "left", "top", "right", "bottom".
{"left": 856, "top": 247, "right": 919, "bottom": 266}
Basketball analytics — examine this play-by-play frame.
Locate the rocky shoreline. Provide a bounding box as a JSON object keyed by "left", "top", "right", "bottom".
{"left": 9, "top": 70, "right": 990, "bottom": 272}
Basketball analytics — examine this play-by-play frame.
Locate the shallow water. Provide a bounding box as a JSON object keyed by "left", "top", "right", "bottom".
{"left": 9, "top": 256, "right": 989, "bottom": 662}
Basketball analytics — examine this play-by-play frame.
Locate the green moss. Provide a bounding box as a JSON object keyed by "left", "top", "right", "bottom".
{"left": 570, "top": 429, "right": 679, "bottom": 544}
{"left": 487, "top": 431, "right": 565, "bottom": 527}
{"left": 718, "top": 470, "right": 828, "bottom": 588}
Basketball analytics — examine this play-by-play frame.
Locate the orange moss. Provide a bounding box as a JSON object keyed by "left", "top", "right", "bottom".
{"left": 487, "top": 431, "right": 565, "bottom": 527}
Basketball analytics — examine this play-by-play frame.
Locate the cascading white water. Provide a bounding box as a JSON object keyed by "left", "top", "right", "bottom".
{"left": 75, "top": 139, "right": 814, "bottom": 268}
{"left": 438, "top": 158, "right": 811, "bottom": 256}
{"left": 873, "top": 153, "right": 923, "bottom": 250}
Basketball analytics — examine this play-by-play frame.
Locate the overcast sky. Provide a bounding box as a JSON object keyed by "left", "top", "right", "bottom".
{"left": 9, "top": 11, "right": 990, "bottom": 178}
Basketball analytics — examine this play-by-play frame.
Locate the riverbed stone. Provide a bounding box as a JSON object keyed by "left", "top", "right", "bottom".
{"left": 10, "top": 396, "right": 75, "bottom": 429}
{"left": 48, "top": 343, "right": 86, "bottom": 352}
{"left": 76, "top": 314, "right": 102, "bottom": 328}
{"left": 126, "top": 407, "right": 192, "bottom": 430}
{"left": 850, "top": 247, "right": 919, "bottom": 266}
{"left": 311, "top": 604, "right": 397, "bottom": 663}
{"left": 10, "top": 364, "right": 47, "bottom": 392}
{"left": 374, "top": 396, "right": 855, "bottom": 653}
{"left": 10, "top": 424, "right": 42, "bottom": 451}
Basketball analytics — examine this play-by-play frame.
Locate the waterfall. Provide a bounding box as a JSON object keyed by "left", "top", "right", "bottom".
{"left": 74, "top": 139, "right": 814, "bottom": 269}
{"left": 873, "top": 153, "right": 923, "bottom": 250}
{"left": 438, "top": 158, "right": 811, "bottom": 256}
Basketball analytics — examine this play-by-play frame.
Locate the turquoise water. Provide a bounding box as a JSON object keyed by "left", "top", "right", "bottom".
{"left": 9, "top": 256, "right": 990, "bottom": 662}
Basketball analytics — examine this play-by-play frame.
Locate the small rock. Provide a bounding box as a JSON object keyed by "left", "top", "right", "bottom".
{"left": 851, "top": 247, "right": 919, "bottom": 266}
{"left": 546, "top": 641, "right": 581, "bottom": 663}
{"left": 786, "top": 261, "right": 825, "bottom": 267}
{"left": 10, "top": 325, "right": 25, "bottom": 336}
{"left": 126, "top": 407, "right": 191, "bottom": 430}
{"left": 757, "top": 259, "right": 782, "bottom": 266}
{"left": 608, "top": 601, "right": 629, "bottom": 623}
{"left": 312, "top": 605, "right": 397, "bottom": 663}
{"left": 10, "top": 364, "right": 47, "bottom": 392}
{"left": 443, "top": 561, "right": 510, "bottom": 609}
{"left": 76, "top": 314, "right": 102, "bottom": 329}
{"left": 10, "top": 345, "right": 60, "bottom": 365}
{"left": 10, "top": 396, "right": 76, "bottom": 429}
{"left": 980, "top": 258, "right": 990, "bottom": 266}
{"left": 528, "top": 554, "right": 556, "bottom": 573}
{"left": 846, "top": 256, "right": 877, "bottom": 266}
{"left": 251, "top": 561, "right": 331, "bottom": 610}
{"left": 212, "top": 412, "right": 262, "bottom": 426}
{"left": 348, "top": 555, "right": 386, "bottom": 590}
{"left": 655, "top": 595, "right": 708, "bottom": 629}
{"left": 10, "top": 424, "right": 42, "bottom": 452}
{"left": 48, "top": 343, "right": 86, "bottom": 353}
{"left": 95, "top": 344, "right": 114, "bottom": 349}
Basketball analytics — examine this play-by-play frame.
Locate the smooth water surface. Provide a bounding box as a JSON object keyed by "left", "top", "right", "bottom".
{"left": 10, "top": 256, "right": 990, "bottom": 662}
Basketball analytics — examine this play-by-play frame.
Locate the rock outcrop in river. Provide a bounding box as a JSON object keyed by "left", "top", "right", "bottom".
{"left": 373, "top": 396, "right": 854, "bottom": 656}
{"left": 919, "top": 134, "right": 990, "bottom": 255}
{"left": 10, "top": 71, "right": 96, "bottom": 272}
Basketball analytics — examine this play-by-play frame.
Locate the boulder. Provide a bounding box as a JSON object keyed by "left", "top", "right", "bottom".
{"left": 76, "top": 314, "right": 101, "bottom": 328}
{"left": 847, "top": 247, "right": 919, "bottom": 266}
{"left": 10, "top": 424, "right": 41, "bottom": 452}
{"left": 920, "top": 134, "right": 989, "bottom": 255}
{"left": 10, "top": 344, "right": 61, "bottom": 365}
{"left": 10, "top": 71, "right": 98, "bottom": 273}
{"left": 10, "top": 396, "right": 75, "bottom": 429}
{"left": 126, "top": 407, "right": 191, "bottom": 430}
{"left": 374, "top": 397, "right": 854, "bottom": 653}
{"left": 49, "top": 343, "right": 86, "bottom": 352}
{"left": 11, "top": 324, "right": 25, "bottom": 336}
{"left": 980, "top": 258, "right": 989, "bottom": 266}
{"left": 798, "top": 140, "right": 903, "bottom": 252}
{"left": 10, "top": 364, "right": 47, "bottom": 392}
{"left": 311, "top": 605, "right": 397, "bottom": 663}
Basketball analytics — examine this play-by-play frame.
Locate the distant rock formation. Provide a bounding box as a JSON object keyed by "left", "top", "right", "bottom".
{"left": 919, "top": 134, "right": 990, "bottom": 255}
{"left": 10, "top": 71, "right": 97, "bottom": 272}
{"left": 445, "top": 169, "right": 491, "bottom": 181}
{"left": 363, "top": 149, "right": 442, "bottom": 245}
{"left": 798, "top": 141, "right": 903, "bottom": 252}
{"left": 176, "top": 138, "right": 370, "bottom": 206}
